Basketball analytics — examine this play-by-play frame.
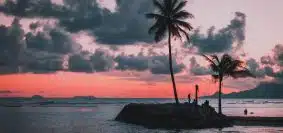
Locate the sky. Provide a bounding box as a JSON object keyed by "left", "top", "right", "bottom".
{"left": 0, "top": 0, "right": 282, "bottom": 98}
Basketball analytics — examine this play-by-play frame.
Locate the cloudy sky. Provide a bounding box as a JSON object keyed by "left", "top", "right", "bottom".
{"left": 0, "top": 0, "right": 282, "bottom": 98}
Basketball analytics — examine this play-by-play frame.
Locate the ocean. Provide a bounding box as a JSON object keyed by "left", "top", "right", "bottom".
{"left": 0, "top": 98, "right": 283, "bottom": 133}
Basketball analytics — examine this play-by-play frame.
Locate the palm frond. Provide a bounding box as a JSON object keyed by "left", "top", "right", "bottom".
{"left": 148, "top": 20, "right": 164, "bottom": 34}
{"left": 153, "top": 0, "right": 166, "bottom": 13}
{"left": 170, "top": 24, "right": 182, "bottom": 40}
{"left": 146, "top": 0, "right": 193, "bottom": 43}
{"left": 176, "top": 25, "right": 190, "bottom": 41}
{"left": 221, "top": 54, "right": 233, "bottom": 62}
{"left": 201, "top": 54, "right": 219, "bottom": 71}
{"left": 223, "top": 59, "right": 243, "bottom": 75}
{"left": 209, "top": 63, "right": 219, "bottom": 73}
{"left": 145, "top": 13, "right": 167, "bottom": 19}
{"left": 211, "top": 55, "right": 220, "bottom": 64}
{"left": 219, "top": 54, "right": 233, "bottom": 69}
{"left": 212, "top": 74, "right": 220, "bottom": 83}
{"left": 173, "top": 0, "right": 187, "bottom": 13}
{"left": 229, "top": 70, "right": 255, "bottom": 79}
{"left": 163, "top": 0, "right": 171, "bottom": 14}
{"left": 172, "top": 0, "right": 179, "bottom": 10}
{"left": 201, "top": 54, "right": 215, "bottom": 65}
{"left": 154, "top": 25, "right": 167, "bottom": 42}
{"left": 173, "top": 10, "right": 194, "bottom": 19}
{"left": 173, "top": 19, "right": 193, "bottom": 31}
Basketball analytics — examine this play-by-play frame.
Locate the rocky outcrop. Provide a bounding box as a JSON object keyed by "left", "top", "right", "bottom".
{"left": 115, "top": 103, "right": 232, "bottom": 129}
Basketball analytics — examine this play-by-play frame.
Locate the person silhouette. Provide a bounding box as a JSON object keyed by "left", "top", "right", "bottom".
{"left": 244, "top": 108, "right": 248, "bottom": 115}
{"left": 188, "top": 94, "right": 191, "bottom": 103}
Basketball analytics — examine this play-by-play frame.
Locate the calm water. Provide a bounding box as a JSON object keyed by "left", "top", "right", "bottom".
{"left": 0, "top": 98, "right": 283, "bottom": 133}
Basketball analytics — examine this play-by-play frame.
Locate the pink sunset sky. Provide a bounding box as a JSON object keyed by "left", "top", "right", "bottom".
{"left": 0, "top": 0, "right": 282, "bottom": 98}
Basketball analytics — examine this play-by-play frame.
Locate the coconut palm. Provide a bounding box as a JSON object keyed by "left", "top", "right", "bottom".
{"left": 145, "top": 0, "right": 193, "bottom": 104}
{"left": 202, "top": 54, "right": 255, "bottom": 114}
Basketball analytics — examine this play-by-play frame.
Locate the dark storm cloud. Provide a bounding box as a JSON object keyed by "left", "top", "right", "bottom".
{"left": 0, "top": 18, "right": 25, "bottom": 68}
{"left": 272, "top": 44, "right": 283, "bottom": 66}
{"left": 90, "top": 49, "right": 115, "bottom": 72}
{"left": 26, "top": 24, "right": 81, "bottom": 54}
{"left": 150, "top": 56, "right": 185, "bottom": 74}
{"left": 68, "top": 53, "right": 93, "bottom": 73}
{"left": 0, "top": 0, "right": 103, "bottom": 31}
{"left": 0, "top": 67, "right": 20, "bottom": 74}
{"left": 187, "top": 12, "right": 246, "bottom": 53}
{"left": 59, "top": 0, "right": 155, "bottom": 44}
{"left": 68, "top": 49, "right": 115, "bottom": 73}
{"left": 115, "top": 55, "right": 184, "bottom": 74}
{"left": 259, "top": 44, "right": 283, "bottom": 68}
{"left": 115, "top": 55, "right": 150, "bottom": 71}
{"left": 25, "top": 59, "right": 64, "bottom": 73}
{"left": 0, "top": 18, "right": 81, "bottom": 74}
{"left": 262, "top": 44, "right": 283, "bottom": 80}
{"left": 93, "top": 0, "right": 154, "bottom": 44}
{"left": 0, "top": 19, "right": 115, "bottom": 74}
{"left": 252, "top": 44, "right": 283, "bottom": 82}
{"left": 260, "top": 55, "right": 275, "bottom": 65}
{"left": 0, "top": 0, "right": 68, "bottom": 18}
{"left": 246, "top": 58, "right": 275, "bottom": 78}
{"left": 246, "top": 58, "right": 265, "bottom": 78}
{"left": 246, "top": 58, "right": 259, "bottom": 73}
{"left": 189, "top": 57, "right": 211, "bottom": 75}
{"left": 58, "top": 0, "right": 104, "bottom": 32}
{"left": 263, "top": 66, "right": 274, "bottom": 77}
{"left": 22, "top": 49, "right": 65, "bottom": 73}
{"left": 0, "top": 0, "right": 155, "bottom": 45}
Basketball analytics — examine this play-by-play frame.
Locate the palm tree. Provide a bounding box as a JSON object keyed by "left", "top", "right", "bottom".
{"left": 145, "top": 0, "right": 193, "bottom": 104}
{"left": 202, "top": 54, "right": 255, "bottom": 114}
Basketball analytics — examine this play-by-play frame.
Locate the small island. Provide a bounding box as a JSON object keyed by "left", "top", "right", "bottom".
{"left": 115, "top": 103, "right": 232, "bottom": 129}
{"left": 73, "top": 96, "right": 96, "bottom": 100}
{"left": 31, "top": 95, "right": 44, "bottom": 100}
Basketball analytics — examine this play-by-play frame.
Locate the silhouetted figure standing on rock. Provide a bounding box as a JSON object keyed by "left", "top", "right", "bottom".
{"left": 204, "top": 100, "right": 209, "bottom": 106}
{"left": 188, "top": 94, "right": 191, "bottom": 103}
{"left": 201, "top": 100, "right": 211, "bottom": 116}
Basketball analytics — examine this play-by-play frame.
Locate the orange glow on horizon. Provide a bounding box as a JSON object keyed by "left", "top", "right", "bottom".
{"left": 0, "top": 72, "right": 237, "bottom": 98}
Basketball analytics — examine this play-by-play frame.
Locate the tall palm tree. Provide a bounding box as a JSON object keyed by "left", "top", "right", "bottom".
{"left": 202, "top": 54, "right": 255, "bottom": 114}
{"left": 145, "top": 0, "right": 193, "bottom": 104}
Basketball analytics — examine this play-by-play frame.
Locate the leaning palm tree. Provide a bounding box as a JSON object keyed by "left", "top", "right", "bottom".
{"left": 202, "top": 54, "right": 255, "bottom": 114}
{"left": 146, "top": 0, "right": 193, "bottom": 104}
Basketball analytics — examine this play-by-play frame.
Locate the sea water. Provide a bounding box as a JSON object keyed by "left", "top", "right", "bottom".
{"left": 0, "top": 98, "right": 283, "bottom": 133}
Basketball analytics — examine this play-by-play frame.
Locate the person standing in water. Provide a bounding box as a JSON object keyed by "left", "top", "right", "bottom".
{"left": 244, "top": 109, "right": 248, "bottom": 116}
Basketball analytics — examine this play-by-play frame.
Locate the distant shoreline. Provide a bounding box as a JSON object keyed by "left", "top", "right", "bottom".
{"left": 1, "top": 97, "right": 283, "bottom": 100}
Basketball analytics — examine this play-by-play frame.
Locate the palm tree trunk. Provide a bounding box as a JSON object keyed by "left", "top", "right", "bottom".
{"left": 168, "top": 28, "right": 179, "bottom": 105}
{"left": 218, "top": 78, "right": 223, "bottom": 114}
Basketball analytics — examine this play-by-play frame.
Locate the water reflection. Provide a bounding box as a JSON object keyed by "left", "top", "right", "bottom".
{"left": 0, "top": 99, "right": 283, "bottom": 133}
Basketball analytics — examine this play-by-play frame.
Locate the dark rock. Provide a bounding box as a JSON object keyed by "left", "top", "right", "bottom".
{"left": 115, "top": 103, "right": 232, "bottom": 129}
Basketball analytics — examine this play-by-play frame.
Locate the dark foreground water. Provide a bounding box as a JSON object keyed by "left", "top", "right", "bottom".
{"left": 1, "top": 98, "right": 283, "bottom": 133}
